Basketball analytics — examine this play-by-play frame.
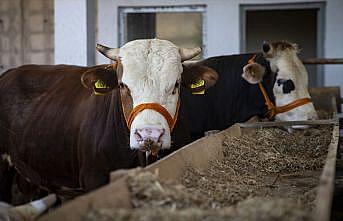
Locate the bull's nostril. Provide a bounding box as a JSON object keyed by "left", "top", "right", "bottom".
{"left": 135, "top": 127, "right": 165, "bottom": 145}
{"left": 134, "top": 130, "right": 143, "bottom": 141}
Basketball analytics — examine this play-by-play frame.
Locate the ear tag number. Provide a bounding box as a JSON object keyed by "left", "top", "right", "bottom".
{"left": 191, "top": 79, "right": 205, "bottom": 95}
{"left": 95, "top": 79, "right": 109, "bottom": 89}
{"left": 94, "top": 79, "right": 109, "bottom": 95}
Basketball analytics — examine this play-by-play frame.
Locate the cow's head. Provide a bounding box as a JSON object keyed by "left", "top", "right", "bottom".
{"left": 83, "top": 39, "right": 217, "bottom": 153}
{"left": 242, "top": 41, "right": 318, "bottom": 125}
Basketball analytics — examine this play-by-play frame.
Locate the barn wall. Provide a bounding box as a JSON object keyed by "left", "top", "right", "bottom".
{"left": 97, "top": 0, "right": 326, "bottom": 62}
{"left": 0, "top": 0, "right": 54, "bottom": 74}
{"left": 324, "top": 0, "right": 343, "bottom": 91}
{"left": 97, "top": 0, "right": 343, "bottom": 89}
{"left": 0, "top": 0, "right": 22, "bottom": 73}
{"left": 54, "top": 0, "right": 95, "bottom": 66}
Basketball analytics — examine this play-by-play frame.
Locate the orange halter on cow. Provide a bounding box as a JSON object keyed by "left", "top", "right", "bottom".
{"left": 126, "top": 101, "right": 180, "bottom": 132}
{"left": 247, "top": 54, "right": 312, "bottom": 120}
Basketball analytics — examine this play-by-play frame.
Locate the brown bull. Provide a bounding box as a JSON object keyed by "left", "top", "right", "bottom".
{"left": 0, "top": 39, "right": 218, "bottom": 202}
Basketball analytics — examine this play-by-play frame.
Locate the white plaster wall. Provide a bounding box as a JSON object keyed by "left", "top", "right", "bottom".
{"left": 97, "top": 0, "right": 242, "bottom": 64}
{"left": 97, "top": 0, "right": 343, "bottom": 91}
{"left": 97, "top": 0, "right": 325, "bottom": 63}
{"left": 324, "top": 0, "right": 343, "bottom": 91}
{"left": 55, "top": 0, "right": 88, "bottom": 65}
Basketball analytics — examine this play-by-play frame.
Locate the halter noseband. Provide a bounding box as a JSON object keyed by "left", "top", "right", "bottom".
{"left": 125, "top": 100, "right": 180, "bottom": 131}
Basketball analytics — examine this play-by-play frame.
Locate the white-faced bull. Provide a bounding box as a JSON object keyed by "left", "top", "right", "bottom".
{"left": 0, "top": 39, "right": 218, "bottom": 202}
{"left": 181, "top": 41, "right": 317, "bottom": 139}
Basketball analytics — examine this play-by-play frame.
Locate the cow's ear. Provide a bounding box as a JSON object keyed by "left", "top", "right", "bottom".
{"left": 81, "top": 65, "right": 116, "bottom": 95}
{"left": 242, "top": 62, "right": 265, "bottom": 84}
{"left": 182, "top": 63, "right": 218, "bottom": 95}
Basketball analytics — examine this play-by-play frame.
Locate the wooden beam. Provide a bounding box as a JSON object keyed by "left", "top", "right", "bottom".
{"left": 239, "top": 119, "right": 338, "bottom": 128}
{"left": 302, "top": 58, "right": 343, "bottom": 65}
{"left": 314, "top": 125, "right": 339, "bottom": 221}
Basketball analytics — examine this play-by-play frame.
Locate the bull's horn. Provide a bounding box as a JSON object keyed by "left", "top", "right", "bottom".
{"left": 11, "top": 194, "right": 57, "bottom": 220}
{"left": 179, "top": 47, "right": 202, "bottom": 61}
{"left": 96, "top": 43, "right": 120, "bottom": 60}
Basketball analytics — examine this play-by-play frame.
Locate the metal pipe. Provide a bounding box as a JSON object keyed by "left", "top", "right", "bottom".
{"left": 239, "top": 118, "right": 338, "bottom": 128}
{"left": 302, "top": 58, "right": 343, "bottom": 65}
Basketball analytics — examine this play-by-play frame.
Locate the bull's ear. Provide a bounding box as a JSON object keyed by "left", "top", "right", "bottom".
{"left": 81, "top": 65, "right": 116, "bottom": 95}
{"left": 242, "top": 62, "right": 265, "bottom": 84}
{"left": 182, "top": 64, "right": 218, "bottom": 95}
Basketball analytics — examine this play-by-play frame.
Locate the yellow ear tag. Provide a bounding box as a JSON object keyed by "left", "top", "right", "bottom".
{"left": 95, "top": 79, "right": 109, "bottom": 89}
{"left": 191, "top": 79, "right": 205, "bottom": 95}
{"left": 94, "top": 79, "right": 109, "bottom": 95}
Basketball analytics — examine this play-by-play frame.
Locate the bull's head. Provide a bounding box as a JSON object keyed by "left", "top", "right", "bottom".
{"left": 242, "top": 41, "right": 318, "bottom": 125}
{"left": 82, "top": 39, "right": 218, "bottom": 153}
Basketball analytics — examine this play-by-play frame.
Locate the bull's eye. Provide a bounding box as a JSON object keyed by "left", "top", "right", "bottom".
{"left": 172, "top": 81, "right": 180, "bottom": 95}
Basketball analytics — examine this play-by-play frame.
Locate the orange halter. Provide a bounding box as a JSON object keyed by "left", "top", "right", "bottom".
{"left": 248, "top": 54, "right": 312, "bottom": 120}
{"left": 125, "top": 100, "right": 180, "bottom": 132}
{"left": 113, "top": 60, "right": 181, "bottom": 132}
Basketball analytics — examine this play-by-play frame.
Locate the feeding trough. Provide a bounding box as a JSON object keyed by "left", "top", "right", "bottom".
{"left": 39, "top": 87, "right": 340, "bottom": 221}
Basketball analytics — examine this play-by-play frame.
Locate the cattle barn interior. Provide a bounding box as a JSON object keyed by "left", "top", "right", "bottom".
{"left": 1, "top": 1, "right": 343, "bottom": 221}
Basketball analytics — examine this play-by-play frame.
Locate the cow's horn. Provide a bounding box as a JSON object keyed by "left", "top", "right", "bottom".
{"left": 180, "top": 47, "right": 202, "bottom": 61}
{"left": 96, "top": 43, "right": 120, "bottom": 60}
{"left": 11, "top": 194, "right": 57, "bottom": 220}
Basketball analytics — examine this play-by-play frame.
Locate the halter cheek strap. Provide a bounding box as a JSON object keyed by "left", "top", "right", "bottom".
{"left": 258, "top": 82, "right": 311, "bottom": 120}
{"left": 248, "top": 54, "right": 312, "bottom": 120}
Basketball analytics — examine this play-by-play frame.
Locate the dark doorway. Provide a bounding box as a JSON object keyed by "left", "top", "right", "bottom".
{"left": 126, "top": 13, "right": 156, "bottom": 41}
{"left": 245, "top": 9, "right": 319, "bottom": 87}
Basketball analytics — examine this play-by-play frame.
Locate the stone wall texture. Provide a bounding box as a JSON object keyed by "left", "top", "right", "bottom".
{"left": 0, "top": 0, "right": 54, "bottom": 73}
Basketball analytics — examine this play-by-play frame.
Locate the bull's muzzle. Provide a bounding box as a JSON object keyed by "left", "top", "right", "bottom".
{"left": 134, "top": 126, "right": 165, "bottom": 153}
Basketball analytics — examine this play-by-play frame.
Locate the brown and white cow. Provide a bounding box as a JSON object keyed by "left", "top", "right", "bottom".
{"left": 0, "top": 39, "right": 218, "bottom": 202}
{"left": 260, "top": 41, "right": 318, "bottom": 123}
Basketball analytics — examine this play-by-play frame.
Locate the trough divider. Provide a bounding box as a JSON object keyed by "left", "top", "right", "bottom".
{"left": 314, "top": 125, "right": 339, "bottom": 221}
{"left": 38, "top": 176, "right": 132, "bottom": 221}
{"left": 239, "top": 119, "right": 337, "bottom": 128}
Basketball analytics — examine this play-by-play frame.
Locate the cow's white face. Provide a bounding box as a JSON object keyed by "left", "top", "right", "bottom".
{"left": 94, "top": 39, "right": 203, "bottom": 152}
{"left": 119, "top": 39, "right": 182, "bottom": 150}
{"left": 263, "top": 41, "right": 318, "bottom": 124}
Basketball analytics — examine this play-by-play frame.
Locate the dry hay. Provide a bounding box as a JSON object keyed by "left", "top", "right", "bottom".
{"left": 84, "top": 125, "right": 332, "bottom": 221}
{"left": 128, "top": 170, "right": 212, "bottom": 209}
{"left": 182, "top": 125, "right": 332, "bottom": 208}
{"left": 84, "top": 197, "right": 311, "bottom": 221}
